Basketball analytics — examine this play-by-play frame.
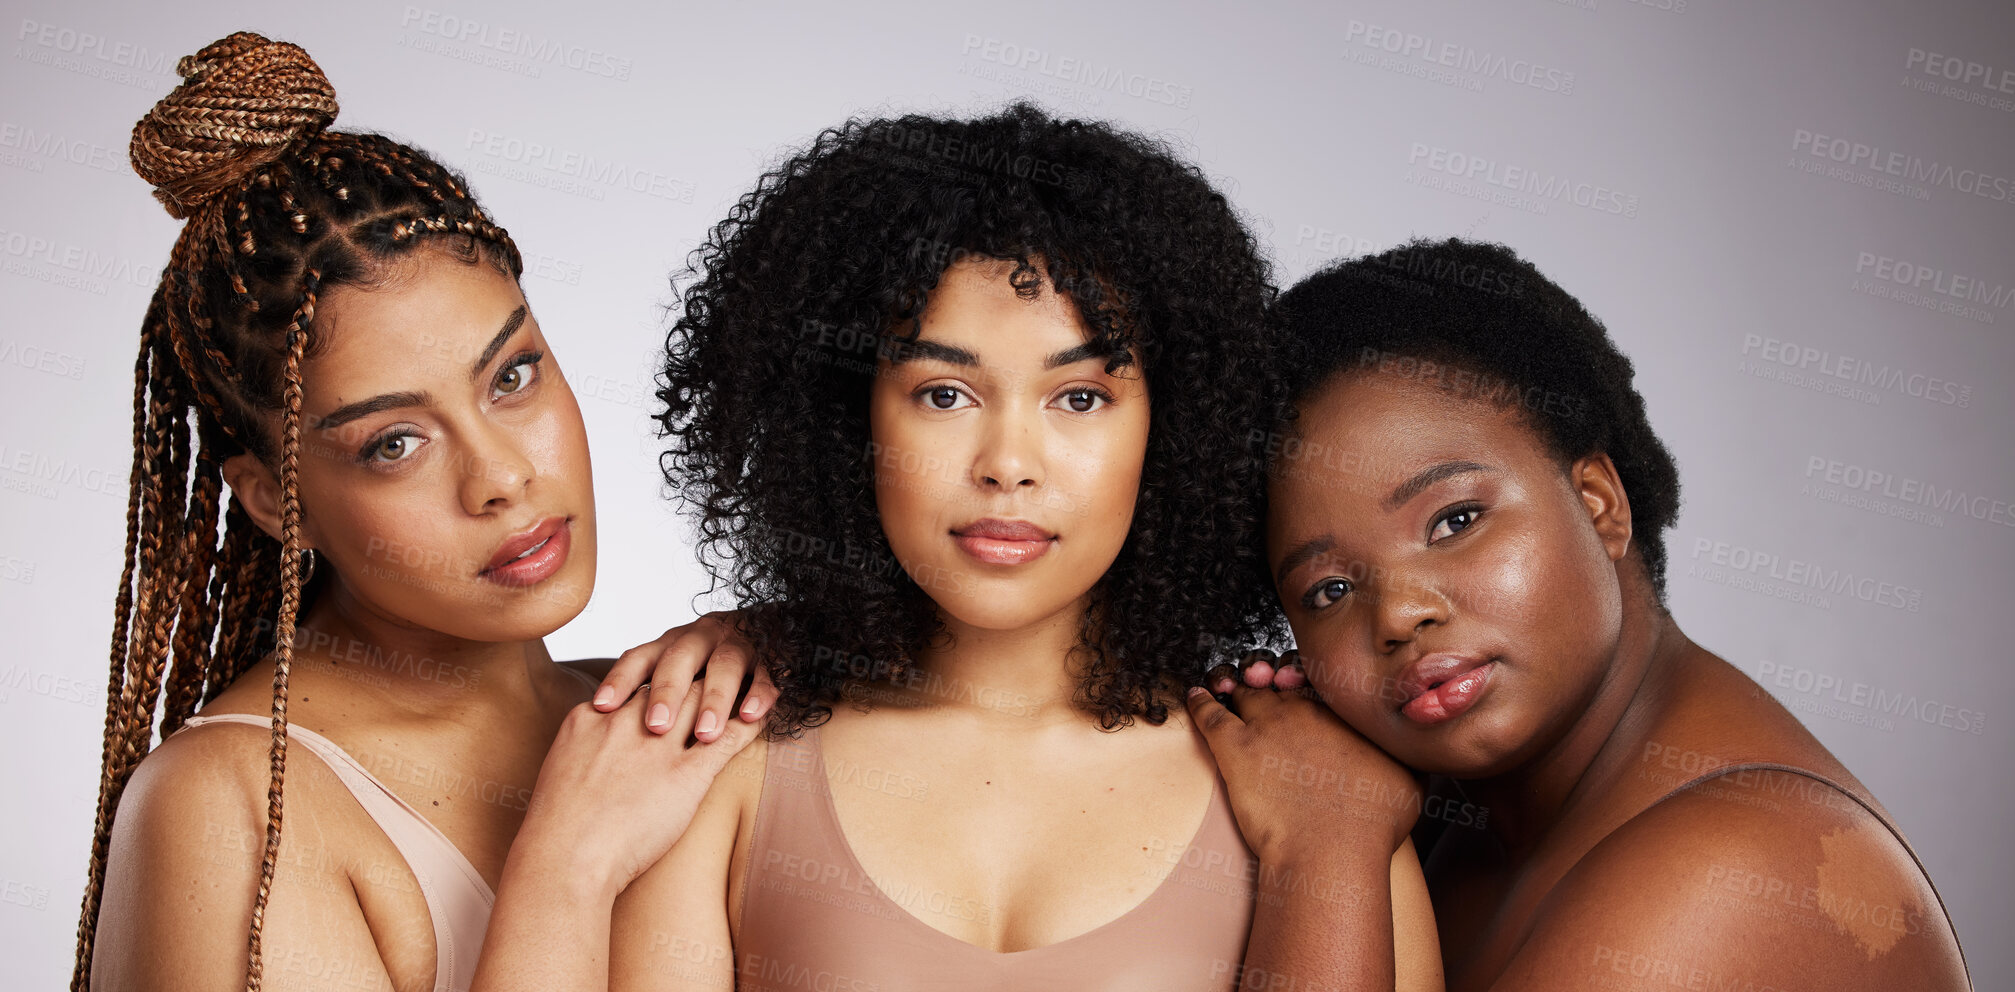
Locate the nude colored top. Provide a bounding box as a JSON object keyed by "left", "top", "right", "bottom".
{"left": 176, "top": 664, "right": 600, "bottom": 992}
{"left": 734, "top": 722, "right": 1260, "bottom": 991}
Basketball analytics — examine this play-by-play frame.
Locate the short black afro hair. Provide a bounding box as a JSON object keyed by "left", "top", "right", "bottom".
{"left": 1273, "top": 238, "right": 1683, "bottom": 600}
{"left": 655, "top": 101, "right": 1287, "bottom": 732}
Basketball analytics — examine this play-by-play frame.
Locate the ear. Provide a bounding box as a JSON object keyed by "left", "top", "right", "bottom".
{"left": 220, "top": 453, "right": 287, "bottom": 545}
{"left": 1571, "top": 452, "right": 1633, "bottom": 564}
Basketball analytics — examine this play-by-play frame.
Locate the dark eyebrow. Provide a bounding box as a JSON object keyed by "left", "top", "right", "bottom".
{"left": 1273, "top": 535, "right": 1335, "bottom": 587}
{"left": 884, "top": 338, "right": 1116, "bottom": 371}
{"left": 1043, "top": 341, "right": 1110, "bottom": 370}
{"left": 310, "top": 391, "right": 432, "bottom": 432}
{"left": 884, "top": 338, "right": 979, "bottom": 367}
{"left": 1383, "top": 460, "right": 1492, "bottom": 511}
{"left": 310, "top": 306, "right": 528, "bottom": 431}
{"left": 471, "top": 305, "right": 529, "bottom": 380}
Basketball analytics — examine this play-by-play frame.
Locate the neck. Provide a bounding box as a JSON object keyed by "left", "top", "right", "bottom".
{"left": 284, "top": 579, "right": 566, "bottom": 718}
{"left": 899, "top": 597, "right": 1096, "bottom": 727}
{"left": 1461, "top": 591, "right": 1696, "bottom": 853}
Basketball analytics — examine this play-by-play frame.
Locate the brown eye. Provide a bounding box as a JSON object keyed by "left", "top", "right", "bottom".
{"left": 1055, "top": 388, "right": 1110, "bottom": 413}
{"left": 919, "top": 385, "right": 972, "bottom": 410}
{"left": 369, "top": 434, "right": 416, "bottom": 464}
{"left": 1429, "top": 506, "right": 1480, "bottom": 543}
{"left": 1304, "top": 578, "right": 1352, "bottom": 611}
{"left": 494, "top": 357, "right": 537, "bottom": 396}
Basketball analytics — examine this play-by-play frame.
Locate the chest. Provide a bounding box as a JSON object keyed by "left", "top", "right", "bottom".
{"left": 299, "top": 728, "right": 553, "bottom": 989}
{"left": 813, "top": 729, "right": 1224, "bottom": 954}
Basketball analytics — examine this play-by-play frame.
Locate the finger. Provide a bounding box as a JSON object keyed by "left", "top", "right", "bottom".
{"left": 698, "top": 706, "right": 765, "bottom": 771}
{"left": 1241, "top": 656, "right": 1277, "bottom": 689}
{"left": 597, "top": 633, "right": 675, "bottom": 710}
{"left": 693, "top": 641, "right": 753, "bottom": 743}
{"left": 1274, "top": 662, "right": 1308, "bottom": 691}
{"left": 1230, "top": 680, "right": 1285, "bottom": 720}
{"left": 1184, "top": 686, "right": 1245, "bottom": 748}
{"left": 737, "top": 662, "right": 779, "bottom": 723}
{"left": 644, "top": 633, "right": 718, "bottom": 735}
{"left": 667, "top": 679, "right": 708, "bottom": 746}
{"left": 1204, "top": 663, "right": 1240, "bottom": 697}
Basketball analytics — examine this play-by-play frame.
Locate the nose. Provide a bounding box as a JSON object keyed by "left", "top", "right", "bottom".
{"left": 970, "top": 402, "right": 1043, "bottom": 492}
{"left": 1371, "top": 573, "right": 1451, "bottom": 653}
{"left": 458, "top": 419, "right": 534, "bottom": 515}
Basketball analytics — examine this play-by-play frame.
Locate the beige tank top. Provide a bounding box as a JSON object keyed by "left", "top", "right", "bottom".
{"left": 734, "top": 721, "right": 1260, "bottom": 990}
{"left": 175, "top": 664, "right": 600, "bottom": 992}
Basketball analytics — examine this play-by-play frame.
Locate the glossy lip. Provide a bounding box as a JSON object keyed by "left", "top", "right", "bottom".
{"left": 950, "top": 517, "right": 1056, "bottom": 566}
{"left": 479, "top": 515, "right": 570, "bottom": 587}
{"left": 1393, "top": 652, "right": 1496, "bottom": 724}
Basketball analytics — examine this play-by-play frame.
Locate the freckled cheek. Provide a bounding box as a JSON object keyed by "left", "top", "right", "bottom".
{"left": 328, "top": 497, "right": 463, "bottom": 586}
{"left": 526, "top": 403, "right": 592, "bottom": 496}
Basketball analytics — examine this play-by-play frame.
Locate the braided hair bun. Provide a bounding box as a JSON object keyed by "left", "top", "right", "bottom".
{"left": 130, "top": 31, "right": 338, "bottom": 218}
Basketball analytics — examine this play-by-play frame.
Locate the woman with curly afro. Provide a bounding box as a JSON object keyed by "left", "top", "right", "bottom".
{"left": 600, "top": 104, "right": 1443, "bottom": 990}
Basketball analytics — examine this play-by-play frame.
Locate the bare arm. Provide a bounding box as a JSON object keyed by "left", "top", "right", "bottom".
{"left": 469, "top": 683, "right": 759, "bottom": 992}
{"left": 1392, "top": 838, "right": 1445, "bottom": 992}
{"left": 1486, "top": 781, "right": 1968, "bottom": 991}
{"left": 608, "top": 739, "right": 763, "bottom": 992}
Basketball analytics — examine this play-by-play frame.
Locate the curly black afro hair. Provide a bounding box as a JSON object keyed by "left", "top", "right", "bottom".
{"left": 1274, "top": 238, "right": 1683, "bottom": 601}
{"left": 655, "top": 101, "right": 1287, "bottom": 733}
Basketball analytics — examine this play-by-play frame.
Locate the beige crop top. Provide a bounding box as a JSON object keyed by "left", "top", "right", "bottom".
{"left": 733, "top": 722, "right": 1261, "bottom": 991}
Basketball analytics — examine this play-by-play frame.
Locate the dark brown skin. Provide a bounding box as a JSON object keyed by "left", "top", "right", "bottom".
{"left": 1228, "top": 366, "right": 1969, "bottom": 991}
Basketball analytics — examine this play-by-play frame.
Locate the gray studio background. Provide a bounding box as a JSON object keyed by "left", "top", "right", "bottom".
{"left": 2, "top": 0, "right": 2010, "bottom": 986}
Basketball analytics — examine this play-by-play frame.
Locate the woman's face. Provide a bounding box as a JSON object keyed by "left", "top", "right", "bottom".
{"left": 1265, "top": 367, "right": 1631, "bottom": 777}
{"left": 235, "top": 248, "right": 597, "bottom": 643}
{"left": 868, "top": 257, "right": 1149, "bottom": 633}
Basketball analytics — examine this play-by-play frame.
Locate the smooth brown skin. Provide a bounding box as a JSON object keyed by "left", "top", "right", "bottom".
{"left": 1246, "top": 367, "right": 1969, "bottom": 991}
{"left": 610, "top": 258, "right": 1440, "bottom": 990}
{"left": 90, "top": 250, "right": 770, "bottom": 992}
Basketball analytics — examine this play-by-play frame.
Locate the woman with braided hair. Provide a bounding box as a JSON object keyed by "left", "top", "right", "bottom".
{"left": 75, "top": 32, "right": 775, "bottom": 992}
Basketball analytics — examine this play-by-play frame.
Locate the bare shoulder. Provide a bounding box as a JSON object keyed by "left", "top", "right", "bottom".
{"left": 113, "top": 718, "right": 276, "bottom": 858}
{"left": 92, "top": 717, "right": 389, "bottom": 990}
{"left": 1498, "top": 770, "right": 1968, "bottom": 990}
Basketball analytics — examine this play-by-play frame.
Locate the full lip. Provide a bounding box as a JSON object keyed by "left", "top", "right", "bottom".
{"left": 1392, "top": 652, "right": 1496, "bottom": 712}
{"left": 950, "top": 517, "right": 1056, "bottom": 542}
{"left": 480, "top": 515, "right": 569, "bottom": 575}
{"left": 949, "top": 517, "right": 1057, "bottom": 566}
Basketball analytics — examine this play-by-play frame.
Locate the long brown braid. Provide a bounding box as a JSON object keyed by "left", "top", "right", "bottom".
{"left": 72, "top": 31, "right": 523, "bottom": 991}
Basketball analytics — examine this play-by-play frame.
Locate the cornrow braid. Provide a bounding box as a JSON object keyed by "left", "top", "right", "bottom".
{"left": 72, "top": 31, "right": 521, "bottom": 992}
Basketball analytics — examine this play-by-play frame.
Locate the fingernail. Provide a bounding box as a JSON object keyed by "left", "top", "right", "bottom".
{"left": 740, "top": 697, "right": 761, "bottom": 718}
{"left": 697, "top": 712, "right": 719, "bottom": 736}
{"left": 648, "top": 703, "right": 670, "bottom": 730}
{"left": 1187, "top": 687, "right": 1206, "bottom": 700}
{"left": 594, "top": 686, "right": 614, "bottom": 708}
